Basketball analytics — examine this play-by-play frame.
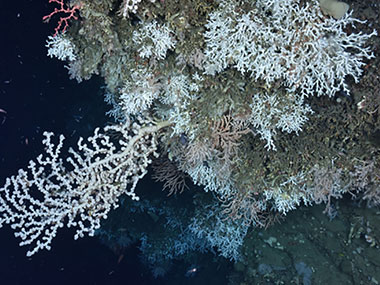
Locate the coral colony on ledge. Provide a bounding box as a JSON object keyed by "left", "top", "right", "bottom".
{"left": 0, "top": 0, "right": 379, "bottom": 276}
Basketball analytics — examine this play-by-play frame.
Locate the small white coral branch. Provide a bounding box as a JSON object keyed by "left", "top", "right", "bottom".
{"left": 46, "top": 33, "right": 77, "bottom": 61}
{"left": 120, "top": 69, "right": 162, "bottom": 115}
{"left": 133, "top": 20, "right": 177, "bottom": 60}
{"left": 249, "top": 92, "right": 313, "bottom": 151}
{"left": 119, "top": 0, "right": 142, "bottom": 16}
{"left": 118, "top": 0, "right": 156, "bottom": 17}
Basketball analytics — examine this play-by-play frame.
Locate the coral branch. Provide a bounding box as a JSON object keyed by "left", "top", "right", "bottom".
{"left": 0, "top": 118, "right": 171, "bottom": 256}
{"left": 43, "top": 0, "right": 81, "bottom": 36}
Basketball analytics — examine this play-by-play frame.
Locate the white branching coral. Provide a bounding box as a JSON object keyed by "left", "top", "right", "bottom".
{"left": 188, "top": 200, "right": 249, "bottom": 261}
{"left": 0, "top": 117, "right": 171, "bottom": 256}
{"left": 204, "top": 0, "right": 376, "bottom": 98}
{"left": 263, "top": 172, "right": 311, "bottom": 215}
{"left": 133, "top": 20, "right": 177, "bottom": 60}
{"left": 119, "top": 0, "right": 142, "bottom": 16}
{"left": 1, "top": 0, "right": 378, "bottom": 259}
{"left": 46, "top": 33, "right": 77, "bottom": 61}
{"left": 249, "top": 92, "right": 313, "bottom": 150}
{"left": 118, "top": 0, "right": 156, "bottom": 17}
{"left": 119, "top": 69, "right": 162, "bottom": 115}
{"left": 158, "top": 73, "right": 202, "bottom": 140}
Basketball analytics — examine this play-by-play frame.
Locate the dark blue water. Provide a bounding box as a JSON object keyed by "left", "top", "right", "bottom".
{"left": 0, "top": 1, "right": 153, "bottom": 284}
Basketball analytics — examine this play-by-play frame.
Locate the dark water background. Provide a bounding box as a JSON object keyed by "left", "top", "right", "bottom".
{"left": 0, "top": 1, "right": 155, "bottom": 284}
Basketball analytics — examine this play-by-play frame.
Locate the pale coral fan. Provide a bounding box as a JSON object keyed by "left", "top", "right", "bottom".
{"left": 0, "top": 117, "right": 170, "bottom": 256}
{"left": 308, "top": 163, "right": 348, "bottom": 218}
{"left": 350, "top": 159, "right": 380, "bottom": 207}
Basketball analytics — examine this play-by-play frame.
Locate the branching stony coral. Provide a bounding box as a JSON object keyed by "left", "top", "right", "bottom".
{"left": 249, "top": 92, "right": 313, "bottom": 150}
{"left": 77, "top": 0, "right": 377, "bottom": 220}
{"left": 120, "top": 68, "right": 162, "bottom": 115}
{"left": 0, "top": 117, "right": 171, "bottom": 256}
{"left": 46, "top": 33, "right": 77, "bottom": 61}
{"left": 204, "top": 0, "right": 376, "bottom": 98}
{"left": 118, "top": 0, "right": 156, "bottom": 17}
{"left": 188, "top": 200, "right": 249, "bottom": 261}
{"left": 1, "top": 0, "right": 378, "bottom": 259}
{"left": 132, "top": 20, "right": 177, "bottom": 60}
